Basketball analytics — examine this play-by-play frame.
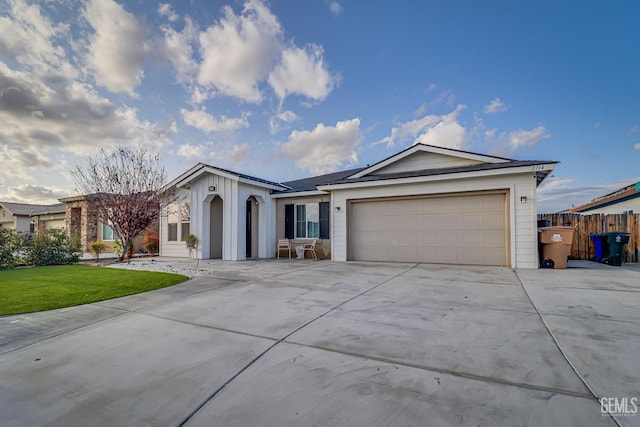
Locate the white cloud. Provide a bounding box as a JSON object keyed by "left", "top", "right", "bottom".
{"left": 197, "top": 0, "right": 282, "bottom": 103}
{"left": 177, "top": 143, "right": 206, "bottom": 160}
{"left": 181, "top": 108, "right": 249, "bottom": 133}
{"left": 635, "top": 143, "right": 640, "bottom": 150}
{"left": 268, "top": 44, "right": 335, "bottom": 102}
{"left": 228, "top": 143, "right": 251, "bottom": 163}
{"left": 627, "top": 125, "right": 638, "bottom": 136}
{"left": 483, "top": 97, "right": 509, "bottom": 114}
{"left": 270, "top": 110, "right": 298, "bottom": 134}
{"left": 161, "top": 17, "right": 198, "bottom": 84}
{"left": 414, "top": 106, "right": 467, "bottom": 149}
{"left": 0, "top": 183, "right": 69, "bottom": 204}
{"left": 507, "top": 125, "right": 550, "bottom": 149}
{"left": 277, "top": 118, "right": 363, "bottom": 175}
{"left": 0, "top": 145, "right": 54, "bottom": 180}
{"left": 376, "top": 104, "right": 467, "bottom": 150}
{"left": 0, "top": 63, "right": 174, "bottom": 157}
{"left": 0, "top": 0, "right": 75, "bottom": 80}
{"left": 327, "top": 0, "right": 343, "bottom": 16}
{"left": 158, "top": 3, "right": 179, "bottom": 22}
{"left": 84, "top": 0, "right": 149, "bottom": 96}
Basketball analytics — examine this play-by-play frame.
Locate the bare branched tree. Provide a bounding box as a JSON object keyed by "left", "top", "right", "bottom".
{"left": 72, "top": 146, "right": 172, "bottom": 262}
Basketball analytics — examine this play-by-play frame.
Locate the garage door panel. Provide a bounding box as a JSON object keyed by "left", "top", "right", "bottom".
{"left": 349, "top": 193, "right": 507, "bottom": 266}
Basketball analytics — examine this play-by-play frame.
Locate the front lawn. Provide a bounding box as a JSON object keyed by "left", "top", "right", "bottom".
{"left": 0, "top": 265, "right": 188, "bottom": 315}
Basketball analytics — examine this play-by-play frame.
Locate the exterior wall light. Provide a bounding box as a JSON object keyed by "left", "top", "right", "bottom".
{"left": 520, "top": 196, "right": 527, "bottom": 204}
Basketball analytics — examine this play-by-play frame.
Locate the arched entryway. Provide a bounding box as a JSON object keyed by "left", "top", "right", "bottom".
{"left": 246, "top": 196, "right": 259, "bottom": 258}
{"left": 210, "top": 196, "right": 223, "bottom": 259}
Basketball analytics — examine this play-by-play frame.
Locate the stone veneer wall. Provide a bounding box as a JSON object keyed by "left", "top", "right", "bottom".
{"left": 64, "top": 199, "right": 98, "bottom": 251}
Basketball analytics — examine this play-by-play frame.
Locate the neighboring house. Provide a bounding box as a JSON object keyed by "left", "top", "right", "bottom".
{"left": 161, "top": 144, "right": 556, "bottom": 268}
{"left": 570, "top": 182, "right": 640, "bottom": 215}
{"left": 0, "top": 202, "right": 64, "bottom": 233}
{"left": 58, "top": 194, "right": 158, "bottom": 254}
{"left": 31, "top": 204, "right": 67, "bottom": 230}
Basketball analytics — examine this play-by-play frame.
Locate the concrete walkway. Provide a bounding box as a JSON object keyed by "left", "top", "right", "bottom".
{"left": 0, "top": 259, "right": 637, "bottom": 426}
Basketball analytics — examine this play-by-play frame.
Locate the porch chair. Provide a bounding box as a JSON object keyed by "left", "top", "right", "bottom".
{"left": 301, "top": 239, "right": 318, "bottom": 260}
{"left": 277, "top": 238, "right": 291, "bottom": 259}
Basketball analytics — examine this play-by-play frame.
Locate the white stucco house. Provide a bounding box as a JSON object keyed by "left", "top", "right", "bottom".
{"left": 160, "top": 144, "right": 557, "bottom": 268}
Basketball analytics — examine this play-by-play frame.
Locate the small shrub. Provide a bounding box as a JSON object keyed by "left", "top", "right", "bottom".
{"left": 143, "top": 231, "right": 159, "bottom": 254}
{"left": 114, "top": 239, "right": 134, "bottom": 260}
{"left": 89, "top": 241, "right": 106, "bottom": 261}
{"left": 26, "top": 228, "right": 80, "bottom": 266}
{"left": 113, "top": 240, "right": 123, "bottom": 258}
{"left": 0, "top": 228, "right": 26, "bottom": 269}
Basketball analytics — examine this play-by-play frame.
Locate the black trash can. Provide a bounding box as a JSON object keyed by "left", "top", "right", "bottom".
{"left": 601, "top": 232, "right": 630, "bottom": 266}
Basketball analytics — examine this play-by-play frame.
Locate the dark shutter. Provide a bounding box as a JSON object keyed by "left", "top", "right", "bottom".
{"left": 285, "top": 204, "right": 294, "bottom": 239}
{"left": 319, "top": 201, "right": 330, "bottom": 239}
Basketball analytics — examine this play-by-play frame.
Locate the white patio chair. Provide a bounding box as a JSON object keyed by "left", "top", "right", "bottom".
{"left": 301, "top": 239, "right": 318, "bottom": 260}
{"left": 277, "top": 239, "right": 291, "bottom": 259}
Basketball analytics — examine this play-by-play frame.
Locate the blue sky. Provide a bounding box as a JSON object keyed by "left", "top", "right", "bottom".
{"left": 0, "top": 0, "right": 638, "bottom": 212}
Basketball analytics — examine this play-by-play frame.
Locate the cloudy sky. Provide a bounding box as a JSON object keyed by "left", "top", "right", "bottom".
{"left": 0, "top": 0, "right": 638, "bottom": 212}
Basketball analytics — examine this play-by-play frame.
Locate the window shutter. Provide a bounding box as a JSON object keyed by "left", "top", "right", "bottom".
{"left": 285, "top": 204, "right": 294, "bottom": 239}
{"left": 319, "top": 201, "right": 330, "bottom": 239}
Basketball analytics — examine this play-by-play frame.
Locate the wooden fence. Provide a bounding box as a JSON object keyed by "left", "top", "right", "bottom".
{"left": 537, "top": 213, "right": 639, "bottom": 263}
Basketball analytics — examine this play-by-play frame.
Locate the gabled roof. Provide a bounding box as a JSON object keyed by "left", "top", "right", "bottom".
{"left": 279, "top": 167, "right": 365, "bottom": 193}
{"left": 571, "top": 182, "right": 640, "bottom": 213}
{"left": 30, "top": 203, "right": 67, "bottom": 216}
{"left": 168, "top": 163, "right": 288, "bottom": 191}
{"left": 0, "top": 202, "right": 64, "bottom": 216}
{"left": 349, "top": 143, "right": 511, "bottom": 179}
{"left": 321, "top": 160, "right": 557, "bottom": 188}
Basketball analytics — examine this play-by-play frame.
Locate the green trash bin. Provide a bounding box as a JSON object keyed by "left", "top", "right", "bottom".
{"left": 601, "top": 232, "right": 630, "bottom": 266}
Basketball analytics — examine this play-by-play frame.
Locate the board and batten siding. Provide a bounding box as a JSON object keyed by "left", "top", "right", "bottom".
{"left": 371, "top": 152, "right": 483, "bottom": 176}
{"left": 185, "top": 173, "right": 277, "bottom": 260}
{"left": 331, "top": 173, "right": 539, "bottom": 268}
{"left": 159, "top": 188, "right": 190, "bottom": 258}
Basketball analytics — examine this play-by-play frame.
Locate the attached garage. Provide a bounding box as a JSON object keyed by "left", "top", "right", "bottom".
{"left": 348, "top": 191, "right": 508, "bottom": 265}
{"left": 319, "top": 144, "right": 557, "bottom": 269}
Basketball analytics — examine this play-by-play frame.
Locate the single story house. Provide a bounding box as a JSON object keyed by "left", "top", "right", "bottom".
{"left": 0, "top": 202, "right": 64, "bottom": 233}
{"left": 161, "top": 144, "right": 556, "bottom": 268}
{"left": 570, "top": 182, "right": 640, "bottom": 215}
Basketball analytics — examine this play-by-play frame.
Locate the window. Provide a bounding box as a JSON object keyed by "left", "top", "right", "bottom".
{"left": 167, "top": 204, "right": 178, "bottom": 241}
{"left": 102, "top": 222, "right": 115, "bottom": 241}
{"left": 180, "top": 203, "right": 190, "bottom": 241}
{"left": 285, "top": 202, "right": 329, "bottom": 239}
{"left": 295, "top": 203, "right": 319, "bottom": 238}
{"left": 167, "top": 202, "right": 190, "bottom": 242}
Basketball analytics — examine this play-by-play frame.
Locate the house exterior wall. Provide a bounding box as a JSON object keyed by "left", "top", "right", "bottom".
{"left": 63, "top": 200, "right": 98, "bottom": 250}
{"left": 275, "top": 195, "right": 331, "bottom": 259}
{"left": 0, "top": 206, "right": 13, "bottom": 229}
{"left": 160, "top": 188, "right": 191, "bottom": 258}
{"left": 330, "top": 172, "right": 539, "bottom": 268}
{"left": 170, "top": 173, "right": 277, "bottom": 260}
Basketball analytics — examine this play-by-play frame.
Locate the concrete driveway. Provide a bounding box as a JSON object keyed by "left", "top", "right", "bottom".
{"left": 0, "top": 259, "right": 638, "bottom": 426}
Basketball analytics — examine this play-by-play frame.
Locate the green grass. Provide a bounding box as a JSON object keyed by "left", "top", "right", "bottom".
{"left": 0, "top": 265, "right": 188, "bottom": 315}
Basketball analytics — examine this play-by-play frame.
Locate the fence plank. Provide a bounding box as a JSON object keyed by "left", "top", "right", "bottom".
{"left": 537, "top": 213, "right": 639, "bottom": 263}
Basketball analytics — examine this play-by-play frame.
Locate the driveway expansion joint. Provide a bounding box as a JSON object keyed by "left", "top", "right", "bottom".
{"left": 177, "top": 263, "right": 421, "bottom": 426}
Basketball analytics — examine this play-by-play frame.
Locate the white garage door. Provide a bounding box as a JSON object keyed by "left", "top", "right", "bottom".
{"left": 348, "top": 192, "right": 508, "bottom": 266}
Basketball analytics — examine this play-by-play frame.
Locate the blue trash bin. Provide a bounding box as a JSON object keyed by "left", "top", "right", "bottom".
{"left": 590, "top": 233, "right": 606, "bottom": 262}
